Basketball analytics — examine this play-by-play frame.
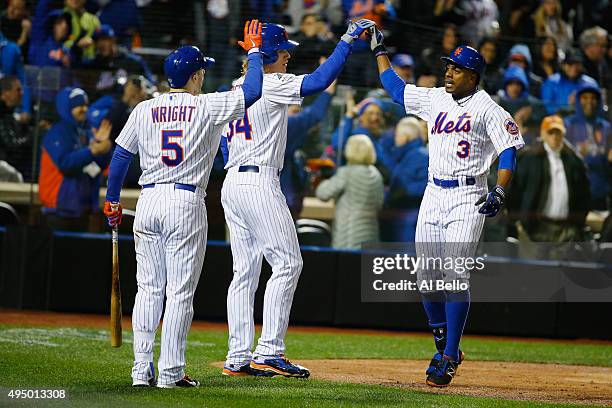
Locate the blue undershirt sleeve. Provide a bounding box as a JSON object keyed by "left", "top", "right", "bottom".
{"left": 220, "top": 136, "right": 229, "bottom": 165}
{"left": 498, "top": 146, "right": 516, "bottom": 171}
{"left": 380, "top": 68, "right": 406, "bottom": 106}
{"left": 241, "top": 50, "right": 264, "bottom": 108}
{"left": 105, "top": 145, "right": 135, "bottom": 202}
{"left": 300, "top": 41, "right": 351, "bottom": 97}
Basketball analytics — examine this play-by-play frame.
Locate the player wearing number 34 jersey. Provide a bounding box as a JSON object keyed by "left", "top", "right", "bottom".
{"left": 102, "top": 20, "right": 264, "bottom": 388}
{"left": 370, "top": 27, "right": 524, "bottom": 388}
{"left": 220, "top": 20, "right": 377, "bottom": 378}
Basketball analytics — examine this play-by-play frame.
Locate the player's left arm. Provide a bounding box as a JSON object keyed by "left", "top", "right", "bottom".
{"left": 300, "top": 19, "right": 376, "bottom": 97}
{"left": 476, "top": 108, "right": 525, "bottom": 217}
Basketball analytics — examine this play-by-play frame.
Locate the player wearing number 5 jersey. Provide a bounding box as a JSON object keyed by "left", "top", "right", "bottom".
{"left": 220, "top": 20, "right": 376, "bottom": 378}
{"left": 369, "top": 27, "right": 525, "bottom": 387}
{"left": 102, "top": 20, "right": 264, "bottom": 388}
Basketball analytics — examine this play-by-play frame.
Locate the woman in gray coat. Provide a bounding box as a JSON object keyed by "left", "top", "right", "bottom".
{"left": 316, "top": 134, "right": 384, "bottom": 249}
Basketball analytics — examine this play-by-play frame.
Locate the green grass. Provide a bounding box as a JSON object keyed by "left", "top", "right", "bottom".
{"left": 0, "top": 324, "right": 610, "bottom": 407}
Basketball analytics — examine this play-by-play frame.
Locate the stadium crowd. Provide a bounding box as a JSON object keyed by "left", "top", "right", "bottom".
{"left": 0, "top": 0, "right": 610, "bottom": 246}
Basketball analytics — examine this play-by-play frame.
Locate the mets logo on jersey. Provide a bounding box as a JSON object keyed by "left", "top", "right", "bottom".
{"left": 431, "top": 112, "right": 472, "bottom": 134}
{"left": 504, "top": 118, "right": 519, "bottom": 136}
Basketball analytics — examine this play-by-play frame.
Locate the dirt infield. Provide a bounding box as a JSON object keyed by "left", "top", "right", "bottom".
{"left": 292, "top": 359, "right": 612, "bottom": 407}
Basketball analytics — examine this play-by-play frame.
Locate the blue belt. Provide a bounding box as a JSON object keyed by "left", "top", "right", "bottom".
{"left": 433, "top": 177, "right": 476, "bottom": 188}
{"left": 238, "top": 165, "right": 259, "bottom": 173}
{"left": 142, "top": 183, "right": 196, "bottom": 192}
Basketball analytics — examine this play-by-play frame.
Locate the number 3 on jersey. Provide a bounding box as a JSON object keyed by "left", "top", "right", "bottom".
{"left": 162, "top": 130, "right": 184, "bottom": 166}
{"left": 226, "top": 112, "right": 252, "bottom": 142}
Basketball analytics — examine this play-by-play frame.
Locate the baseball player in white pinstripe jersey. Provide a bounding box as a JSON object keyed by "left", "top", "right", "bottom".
{"left": 102, "top": 20, "right": 264, "bottom": 388}
{"left": 219, "top": 20, "right": 376, "bottom": 378}
{"left": 369, "top": 28, "right": 525, "bottom": 387}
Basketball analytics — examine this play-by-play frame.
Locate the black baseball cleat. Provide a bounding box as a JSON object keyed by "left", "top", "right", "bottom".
{"left": 426, "top": 349, "right": 464, "bottom": 375}
{"left": 156, "top": 375, "right": 200, "bottom": 388}
{"left": 426, "top": 355, "right": 460, "bottom": 387}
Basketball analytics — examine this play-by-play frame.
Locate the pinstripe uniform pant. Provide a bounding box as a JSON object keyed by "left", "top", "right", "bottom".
{"left": 415, "top": 176, "right": 487, "bottom": 291}
{"left": 130, "top": 184, "right": 208, "bottom": 385}
{"left": 222, "top": 166, "right": 303, "bottom": 366}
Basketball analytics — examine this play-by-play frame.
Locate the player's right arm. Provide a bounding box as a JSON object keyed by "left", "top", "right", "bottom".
{"left": 103, "top": 104, "right": 141, "bottom": 225}
{"left": 369, "top": 26, "right": 432, "bottom": 121}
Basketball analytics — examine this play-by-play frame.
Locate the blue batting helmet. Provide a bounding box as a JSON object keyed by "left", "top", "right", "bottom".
{"left": 261, "top": 24, "right": 299, "bottom": 65}
{"left": 164, "top": 45, "right": 215, "bottom": 88}
{"left": 440, "top": 45, "right": 486, "bottom": 75}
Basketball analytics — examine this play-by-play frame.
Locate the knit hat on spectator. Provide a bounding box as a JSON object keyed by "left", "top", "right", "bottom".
{"left": 68, "top": 88, "right": 89, "bottom": 109}
{"left": 391, "top": 54, "right": 415, "bottom": 67}
{"left": 562, "top": 48, "right": 583, "bottom": 64}
{"left": 541, "top": 115, "right": 566, "bottom": 134}
{"left": 93, "top": 24, "right": 116, "bottom": 40}
{"left": 356, "top": 98, "right": 383, "bottom": 116}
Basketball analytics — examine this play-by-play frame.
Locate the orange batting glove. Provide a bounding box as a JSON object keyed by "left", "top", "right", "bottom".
{"left": 238, "top": 19, "right": 262, "bottom": 51}
{"left": 103, "top": 201, "right": 123, "bottom": 227}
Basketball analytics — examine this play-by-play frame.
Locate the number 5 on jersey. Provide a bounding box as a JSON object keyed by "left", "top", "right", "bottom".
{"left": 162, "top": 130, "right": 184, "bottom": 166}
{"left": 226, "top": 112, "right": 252, "bottom": 142}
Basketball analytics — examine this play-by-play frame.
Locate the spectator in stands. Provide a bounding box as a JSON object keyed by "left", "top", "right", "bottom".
{"left": 532, "top": 35, "right": 559, "bottom": 80}
{"left": 478, "top": 37, "right": 502, "bottom": 94}
{"left": 316, "top": 134, "right": 383, "bottom": 249}
{"left": 504, "top": 43, "right": 543, "bottom": 98}
{"left": 532, "top": 0, "right": 573, "bottom": 51}
{"left": 290, "top": 14, "right": 336, "bottom": 75}
{"left": 379, "top": 117, "right": 428, "bottom": 242}
{"left": 97, "top": 0, "right": 142, "bottom": 47}
{"left": 205, "top": 0, "right": 241, "bottom": 86}
{"left": 436, "top": 0, "right": 499, "bottom": 46}
{"left": 0, "top": 76, "right": 30, "bottom": 181}
{"left": 283, "top": 80, "right": 337, "bottom": 219}
{"left": 0, "top": 0, "right": 31, "bottom": 50}
{"left": 508, "top": 115, "right": 590, "bottom": 242}
{"left": 494, "top": 65, "right": 546, "bottom": 144}
{"left": 420, "top": 24, "right": 458, "bottom": 86}
{"left": 342, "top": 0, "right": 395, "bottom": 87}
{"left": 29, "top": 2, "right": 73, "bottom": 67}
{"left": 579, "top": 26, "right": 609, "bottom": 90}
{"left": 391, "top": 54, "right": 416, "bottom": 84}
{"left": 39, "top": 87, "right": 112, "bottom": 231}
{"left": 86, "top": 24, "right": 153, "bottom": 93}
{"left": 564, "top": 84, "right": 611, "bottom": 211}
{"left": 88, "top": 75, "right": 151, "bottom": 186}
{"left": 501, "top": 0, "right": 535, "bottom": 39}
{"left": 0, "top": 32, "right": 31, "bottom": 122}
{"left": 541, "top": 49, "right": 598, "bottom": 114}
{"left": 63, "top": 0, "right": 101, "bottom": 63}
{"left": 330, "top": 95, "right": 386, "bottom": 166}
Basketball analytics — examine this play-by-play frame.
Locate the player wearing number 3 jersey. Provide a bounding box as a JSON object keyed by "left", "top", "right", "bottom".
{"left": 369, "top": 27, "right": 525, "bottom": 387}
{"left": 102, "top": 20, "right": 264, "bottom": 388}
{"left": 220, "top": 20, "right": 376, "bottom": 378}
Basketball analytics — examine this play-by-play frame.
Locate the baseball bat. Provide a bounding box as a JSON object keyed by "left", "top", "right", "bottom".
{"left": 110, "top": 225, "right": 122, "bottom": 347}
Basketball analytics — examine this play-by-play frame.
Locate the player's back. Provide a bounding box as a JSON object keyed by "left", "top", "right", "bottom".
{"left": 117, "top": 90, "right": 243, "bottom": 189}
{"left": 224, "top": 72, "right": 304, "bottom": 170}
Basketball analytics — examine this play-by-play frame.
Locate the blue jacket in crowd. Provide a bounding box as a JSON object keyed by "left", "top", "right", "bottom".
{"left": 282, "top": 91, "right": 333, "bottom": 215}
{"left": 379, "top": 137, "right": 428, "bottom": 242}
{"left": 39, "top": 88, "right": 111, "bottom": 217}
{"left": 564, "top": 84, "right": 611, "bottom": 210}
{"left": 541, "top": 70, "right": 598, "bottom": 114}
{"left": 0, "top": 33, "right": 31, "bottom": 114}
{"left": 28, "top": 0, "right": 72, "bottom": 67}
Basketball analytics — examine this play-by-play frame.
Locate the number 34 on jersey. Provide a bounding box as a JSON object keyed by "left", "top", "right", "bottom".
{"left": 226, "top": 113, "right": 253, "bottom": 142}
